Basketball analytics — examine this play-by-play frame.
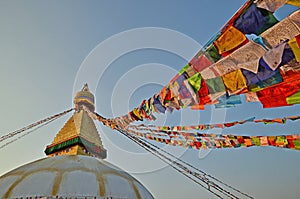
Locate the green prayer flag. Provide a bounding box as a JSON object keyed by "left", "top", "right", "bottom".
{"left": 205, "top": 44, "right": 221, "bottom": 62}
{"left": 188, "top": 73, "right": 202, "bottom": 92}
{"left": 252, "top": 137, "right": 261, "bottom": 146}
{"left": 179, "top": 64, "right": 190, "bottom": 75}
{"left": 293, "top": 140, "right": 300, "bottom": 150}
{"left": 286, "top": 90, "right": 300, "bottom": 105}
{"left": 255, "top": 10, "right": 278, "bottom": 35}
{"left": 206, "top": 77, "right": 226, "bottom": 94}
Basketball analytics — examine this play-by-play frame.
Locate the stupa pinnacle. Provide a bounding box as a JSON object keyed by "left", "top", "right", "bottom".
{"left": 44, "top": 83, "right": 107, "bottom": 159}
{"left": 74, "top": 83, "right": 95, "bottom": 112}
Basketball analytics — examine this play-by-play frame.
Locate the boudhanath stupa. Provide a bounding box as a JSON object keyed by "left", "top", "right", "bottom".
{"left": 0, "top": 84, "right": 154, "bottom": 199}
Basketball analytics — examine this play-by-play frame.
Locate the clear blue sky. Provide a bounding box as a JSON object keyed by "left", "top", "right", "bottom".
{"left": 0, "top": 1, "right": 299, "bottom": 198}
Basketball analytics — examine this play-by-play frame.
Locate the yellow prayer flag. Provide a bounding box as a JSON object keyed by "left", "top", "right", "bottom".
{"left": 221, "top": 69, "right": 247, "bottom": 92}
{"left": 132, "top": 108, "right": 143, "bottom": 120}
{"left": 287, "top": 0, "right": 300, "bottom": 7}
{"left": 288, "top": 37, "right": 300, "bottom": 62}
{"left": 214, "top": 26, "right": 247, "bottom": 54}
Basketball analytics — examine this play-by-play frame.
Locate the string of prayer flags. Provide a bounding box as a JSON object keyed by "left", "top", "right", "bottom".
{"left": 125, "top": 127, "right": 300, "bottom": 151}
{"left": 127, "top": 115, "right": 300, "bottom": 133}
{"left": 107, "top": 1, "right": 300, "bottom": 126}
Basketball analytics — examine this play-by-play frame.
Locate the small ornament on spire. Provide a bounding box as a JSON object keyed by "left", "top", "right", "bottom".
{"left": 74, "top": 83, "right": 95, "bottom": 112}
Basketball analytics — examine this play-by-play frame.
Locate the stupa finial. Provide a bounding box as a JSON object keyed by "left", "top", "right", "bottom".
{"left": 74, "top": 83, "right": 95, "bottom": 112}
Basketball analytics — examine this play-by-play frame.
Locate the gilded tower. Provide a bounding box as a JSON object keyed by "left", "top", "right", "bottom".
{"left": 44, "top": 84, "right": 107, "bottom": 159}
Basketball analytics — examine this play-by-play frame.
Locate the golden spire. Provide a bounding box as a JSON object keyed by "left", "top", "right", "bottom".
{"left": 45, "top": 84, "right": 107, "bottom": 159}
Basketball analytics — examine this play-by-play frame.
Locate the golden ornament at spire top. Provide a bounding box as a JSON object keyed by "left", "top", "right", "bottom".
{"left": 74, "top": 83, "right": 95, "bottom": 112}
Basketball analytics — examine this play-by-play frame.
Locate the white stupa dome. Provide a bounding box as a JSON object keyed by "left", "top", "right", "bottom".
{"left": 0, "top": 155, "right": 154, "bottom": 199}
